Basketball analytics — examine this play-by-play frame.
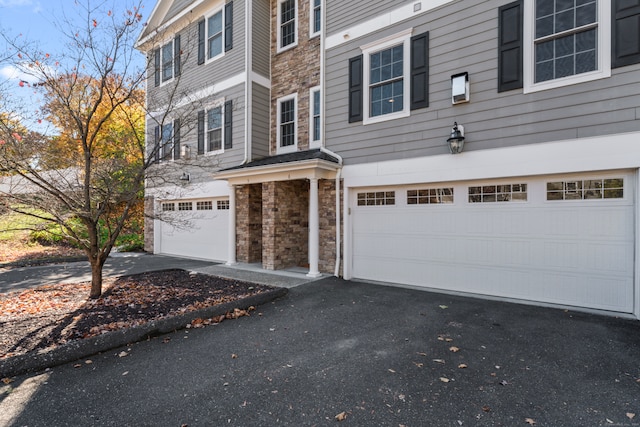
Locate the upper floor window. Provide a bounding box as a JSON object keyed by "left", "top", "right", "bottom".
{"left": 278, "top": 0, "right": 297, "bottom": 52}
{"left": 197, "top": 100, "right": 233, "bottom": 155}
{"left": 161, "top": 123, "right": 174, "bottom": 160}
{"left": 524, "top": 0, "right": 610, "bottom": 93}
{"left": 361, "top": 30, "right": 412, "bottom": 124}
{"left": 207, "top": 106, "right": 223, "bottom": 153}
{"left": 197, "top": 3, "right": 233, "bottom": 65}
{"left": 207, "top": 10, "right": 223, "bottom": 60}
{"left": 310, "top": 0, "right": 321, "bottom": 37}
{"left": 309, "top": 86, "right": 321, "bottom": 147}
{"left": 277, "top": 93, "right": 297, "bottom": 154}
{"left": 153, "top": 35, "right": 181, "bottom": 87}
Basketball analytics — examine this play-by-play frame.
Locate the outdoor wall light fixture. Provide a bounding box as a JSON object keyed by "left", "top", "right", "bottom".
{"left": 447, "top": 122, "right": 465, "bottom": 154}
{"left": 179, "top": 172, "right": 190, "bottom": 182}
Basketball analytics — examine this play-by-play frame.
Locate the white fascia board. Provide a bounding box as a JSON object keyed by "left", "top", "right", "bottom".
{"left": 342, "top": 131, "right": 640, "bottom": 188}
{"left": 147, "top": 180, "right": 231, "bottom": 200}
{"left": 215, "top": 159, "right": 340, "bottom": 185}
{"left": 137, "top": 0, "right": 210, "bottom": 49}
{"left": 326, "top": 0, "right": 454, "bottom": 50}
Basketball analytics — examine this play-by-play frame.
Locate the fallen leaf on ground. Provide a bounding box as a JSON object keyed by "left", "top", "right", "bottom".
{"left": 433, "top": 359, "right": 445, "bottom": 364}
{"left": 627, "top": 413, "right": 636, "bottom": 420}
{"left": 231, "top": 354, "right": 238, "bottom": 359}
{"left": 439, "top": 305, "right": 448, "bottom": 309}
{"left": 449, "top": 346, "right": 460, "bottom": 352}
{"left": 482, "top": 405, "right": 491, "bottom": 412}
{"left": 2, "top": 378, "right": 14, "bottom": 384}
{"left": 118, "top": 351, "right": 129, "bottom": 358}
{"left": 458, "top": 363, "right": 468, "bottom": 369}
{"left": 417, "top": 352, "right": 427, "bottom": 356}
{"left": 525, "top": 418, "right": 536, "bottom": 425}
{"left": 73, "top": 363, "right": 81, "bottom": 368}
{"left": 440, "top": 377, "right": 450, "bottom": 383}
{"left": 85, "top": 360, "right": 92, "bottom": 364}
{"left": 413, "top": 362, "right": 423, "bottom": 368}
{"left": 335, "top": 411, "right": 347, "bottom": 421}
{"left": 500, "top": 380, "right": 509, "bottom": 386}
{"left": 388, "top": 369, "right": 396, "bottom": 373}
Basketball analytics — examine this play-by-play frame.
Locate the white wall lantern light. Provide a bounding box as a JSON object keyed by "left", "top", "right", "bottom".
{"left": 447, "top": 122, "right": 465, "bottom": 154}
{"left": 451, "top": 72, "right": 469, "bottom": 104}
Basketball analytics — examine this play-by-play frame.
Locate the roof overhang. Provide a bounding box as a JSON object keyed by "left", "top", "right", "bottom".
{"left": 215, "top": 159, "right": 340, "bottom": 186}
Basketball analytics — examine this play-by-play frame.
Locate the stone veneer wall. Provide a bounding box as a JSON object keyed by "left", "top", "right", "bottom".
{"left": 236, "top": 184, "right": 263, "bottom": 264}
{"left": 318, "top": 179, "right": 343, "bottom": 275}
{"left": 143, "top": 196, "right": 155, "bottom": 253}
{"left": 270, "top": 0, "right": 320, "bottom": 153}
{"left": 262, "top": 180, "right": 309, "bottom": 270}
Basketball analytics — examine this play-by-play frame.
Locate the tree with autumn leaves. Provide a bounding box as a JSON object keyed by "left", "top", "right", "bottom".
{"left": 0, "top": 1, "right": 150, "bottom": 298}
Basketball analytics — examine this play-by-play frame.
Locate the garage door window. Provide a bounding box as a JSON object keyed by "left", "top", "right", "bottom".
{"left": 217, "top": 200, "right": 230, "bottom": 210}
{"left": 468, "top": 184, "right": 527, "bottom": 203}
{"left": 357, "top": 191, "right": 395, "bottom": 206}
{"left": 546, "top": 178, "right": 624, "bottom": 200}
{"left": 407, "top": 188, "right": 453, "bottom": 205}
{"left": 162, "top": 202, "right": 175, "bottom": 211}
{"left": 178, "top": 202, "right": 193, "bottom": 211}
{"left": 197, "top": 201, "right": 213, "bottom": 210}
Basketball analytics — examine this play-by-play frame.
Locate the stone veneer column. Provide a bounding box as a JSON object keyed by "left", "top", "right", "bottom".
{"left": 226, "top": 184, "right": 237, "bottom": 265}
{"left": 307, "top": 178, "right": 321, "bottom": 277}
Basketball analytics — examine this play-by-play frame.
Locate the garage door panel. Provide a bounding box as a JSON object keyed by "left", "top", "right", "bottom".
{"left": 352, "top": 173, "right": 635, "bottom": 313}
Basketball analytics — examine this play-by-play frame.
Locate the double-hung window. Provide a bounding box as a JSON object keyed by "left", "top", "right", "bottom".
{"left": 277, "top": 93, "right": 297, "bottom": 153}
{"left": 161, "top": 42, "right": 174, "bottom": 82}
{"left": 154, "top": 35, "right": 181, "bottom": 86}
{"left": 207, "top": 106, "right": 223, "bottom": 153}
{"left": 309, "top": 87, "right": 321, "bottom": 147}
{"left": 524, "top": 0, "right": 610, "bottom": 92}
{"left": 361, "top": 30, "right": 412, "bottom": 124}
{"left": 278, "top": 0, "right": 297, "bottom": 52}
{"left": 207, "top": 10, "right": 223, "bottom": 60}
{"left": 310, "top": 0, "right": 321, "bottom": 37}
{"left": 161, "top": 123, "right": 174, "bottom": 160}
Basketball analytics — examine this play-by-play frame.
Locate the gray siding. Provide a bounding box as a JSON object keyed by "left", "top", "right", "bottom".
{"left": 325, "top": 0, "right": 640, "bottom": 165}
{"left": 251, "top": 82, "right": 271, "bottom": 160}
{"left": 327, "top": 0, "right": 414, "bottom": 34}
{"left": 252, "top": 0, "right": 271, "bottom": 77}
{"left": 146, "top": 82, "right": 246, "bottom": 189}
{"left": 147, "top": 0, "right": 246, "bottom": 107}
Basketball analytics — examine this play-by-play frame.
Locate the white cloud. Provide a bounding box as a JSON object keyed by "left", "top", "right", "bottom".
{"left": 0, "top": 64, "right": 40, "bottom": 84}
{"left": 0, "top": 0, "right": 33, "bottom": 7}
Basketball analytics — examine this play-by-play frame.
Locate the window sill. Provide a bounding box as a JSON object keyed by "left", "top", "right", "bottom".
{"left": 276, "top": 42, "right": 298, "bottom": 54}
{"left": 363, "top": 109, "right": 410, "bottom": 125}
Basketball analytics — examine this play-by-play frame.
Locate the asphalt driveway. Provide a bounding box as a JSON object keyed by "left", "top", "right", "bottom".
{"left": 1, "top": 277, "right": 638, "bottom": 426}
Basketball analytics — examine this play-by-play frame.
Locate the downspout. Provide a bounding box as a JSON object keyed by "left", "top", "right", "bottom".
{"left": 318, "top": 0, "right": 342, "bottom": 278}
{"left": 243, "top": 0, "right": 252, "bottom": 164}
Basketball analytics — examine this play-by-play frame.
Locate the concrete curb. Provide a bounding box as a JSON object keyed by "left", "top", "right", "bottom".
{"left": 0, "top": 287, "right": 288, "bottom": 378}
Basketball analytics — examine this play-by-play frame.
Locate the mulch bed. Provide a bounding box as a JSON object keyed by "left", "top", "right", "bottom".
{"left": 0, "top": 269, "right": 273, "bottom": 360}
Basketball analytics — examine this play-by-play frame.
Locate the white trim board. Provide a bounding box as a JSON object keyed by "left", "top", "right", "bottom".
{"left": 341, "top": 132, "right": 640, "bottom": 187}
{"left": 326, "top": 0, "right": 454, "bottom": 50}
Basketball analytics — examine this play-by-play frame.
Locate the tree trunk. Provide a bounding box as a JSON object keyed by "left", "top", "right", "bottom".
{"left": 89, "top": 258, "right": 104, "bottom": 299}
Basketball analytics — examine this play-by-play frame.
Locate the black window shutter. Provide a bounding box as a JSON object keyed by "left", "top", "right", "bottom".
{"left": 225, "top": 2, "right": 233, "bottom": 52}
{"left": 173, "top": 119, "right": 181, "bottom": 160}
{"left": 153, "top": 48, "right": 160, "bottom": 87}
{"left": 410, "top": 32, "right": 429, "bottom": 110}
{"left": 348, "top": 55, "right": 363, "bottom": 123}
{"left": 612, "top": 0, "right": 640, "bottom": 68}
{"left": 224, "top": 100, "right": 233, "bottom": 149}
{"left": 197, "top": 19, "right": 206, "bottom": 65}
{"left": 197, "top": 110, "right": 205, "bottom": 154}
{"left": 498, "top": 0, "right": 523, "bottom": 92}
{"left": 153, "top": 125, "right": 160, "bottom": 163}
{"left": 174, "top": 35, "right": 181, "bottom": 77}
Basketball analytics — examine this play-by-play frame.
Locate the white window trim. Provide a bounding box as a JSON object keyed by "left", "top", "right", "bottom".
{"left": 309, "top": 0, "right": 321, "bottom": 39}
{"left": 204, "top": 98, "right": 226, "bottom": 156}
{"left": 159, "top": 38, "right": 175, "bottom": 86}
{"left": 276, "top": 92, "right": 298, "bottom": 154}
{"left": 205, "top": 7, "right": 225, "bottom": 64}
{"left": 277, "top": 0, "right": 298, "bottom": 53}
{"left": 309, "top": 86, "right": 321, "bottom": 148}
{"left": 361, "top": 28, "right": 412, "bottom": 125}
{"left": 523, "top": 0, "right": 611, "bottom": 94}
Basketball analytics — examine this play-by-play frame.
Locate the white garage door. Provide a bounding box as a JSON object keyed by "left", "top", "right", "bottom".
{"left": 157, "top": 198, "right": 229, "bottom": 262}
{"left": 352, "top": 171, "right": 635, "bottom": 313}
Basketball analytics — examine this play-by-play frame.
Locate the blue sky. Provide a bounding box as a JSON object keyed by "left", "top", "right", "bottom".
{"left": 0, "top": 0, "right": 151, "bottom": 128}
